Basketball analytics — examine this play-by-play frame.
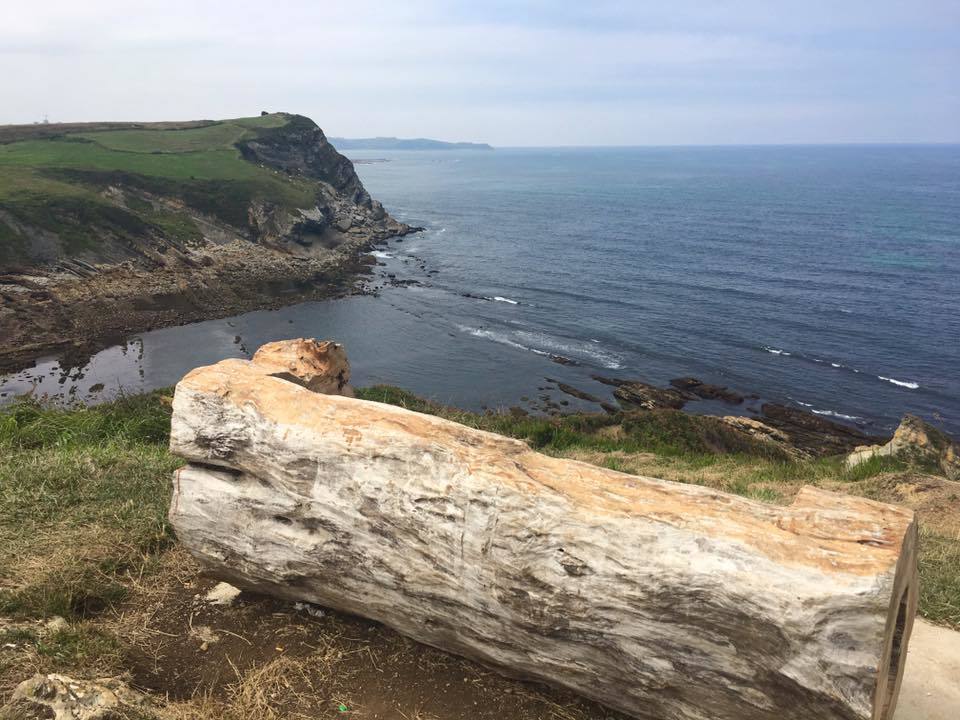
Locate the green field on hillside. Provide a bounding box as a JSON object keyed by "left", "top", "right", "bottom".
{"left": 0, "top": 114, "right": 324, "bottom": 263}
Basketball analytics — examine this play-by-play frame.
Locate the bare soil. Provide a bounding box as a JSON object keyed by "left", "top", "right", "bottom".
{"left": 112, "top": 550, "right": 629, "bottom": 720}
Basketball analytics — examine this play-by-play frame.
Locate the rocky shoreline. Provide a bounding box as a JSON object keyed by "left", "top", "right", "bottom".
{"left": 0, "top": 113, "right": 422, "bottom": 374}
{"left": 551, "top": 373, "right": 893, "bottom": 458}
{"left": 0, "top": 227, "right": 420, "bottom": 375}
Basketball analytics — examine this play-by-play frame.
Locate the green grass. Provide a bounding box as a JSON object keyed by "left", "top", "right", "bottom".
{"left": 0, "top": 141, "right": 267, "bottom": 182}
{"left": 0, "top": 166, "right": 94, "bottom": 200}
{"left": 77, "top": 122, "right": 251, "bottom": 154}
{"left": 0, "top": 392, "right": 179, "bottom": 621}
{"left": 919, "top": 531, "right": 960, "bottom": 628}
{"left": 0, "top": 218, "right": 26, "bottom": 263}
{"left": 0, "top": 113, "right": 326, "bottom": 263}
{"left": 231, "top": 113, "right": 291, "bottom": 129}
{"left": 0, "top": 386, "right": 957, "bottom": 635}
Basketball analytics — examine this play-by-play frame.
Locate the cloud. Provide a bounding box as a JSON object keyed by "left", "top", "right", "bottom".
{"left": 1, "top": 0, "right": 957, "bottom": 144}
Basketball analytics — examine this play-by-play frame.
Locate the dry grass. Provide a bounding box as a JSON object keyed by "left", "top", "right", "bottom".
{"left": 1, "top": 389, "right": 959, "bottom": 718}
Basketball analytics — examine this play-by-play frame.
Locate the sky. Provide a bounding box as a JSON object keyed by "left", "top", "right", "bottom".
{"left": 2, "top": 1, "right": 958, "bottom": 146}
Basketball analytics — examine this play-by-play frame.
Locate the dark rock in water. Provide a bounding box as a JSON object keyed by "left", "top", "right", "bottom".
{"left": 670, "top": 377, "right": 744, "bottom": 405}
{"left": 233, "top": 335, "right": 241, "bottom": 344}
{"left": 614, "top": 382, "right": 687, "bottom": 411}
{"left": 591, "top": 374, "right": 629, "bottom": 387}
{"left": 550, "top": 355, "right": 580, "bottom": 366}
{"left": 760, "top": 403, "right": 886, "bottom": 457}
{"left": 556, "top": 382, "right": 604, "bottom": 404}
{"left": 592, "top": 375, "right": 687, "bottom": 410}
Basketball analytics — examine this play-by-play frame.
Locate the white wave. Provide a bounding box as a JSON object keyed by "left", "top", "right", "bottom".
{"left": 878, "top": 376, "right": 920, "bottom": 389}
{"left": 459, "top": 325, "right": 623, "bottom": 369}
{"left": 459, "top": 326, "right": 547, "bottom": 356}
{"left": 812, "top": 409, "right": 862, "bottom": 421}
{"left": 515, "top": 330, "right": 624, "bottom": 369}
{"left": 762, "top": 346, "right": 791, "bottom": 356}
{"left": 437, "top": 227, "right": 447, "bottom": 233}
{"left": 492, "top": 296, "right": 518, "bottom": 304}
{"left": 793, "top": 400, "right": 813, "bottom": 407}
{"left": 370, "top": 250, "right": 392, "bottom": 259}
{"left": 831, "top": 363, "right": 842, "bottom": 368}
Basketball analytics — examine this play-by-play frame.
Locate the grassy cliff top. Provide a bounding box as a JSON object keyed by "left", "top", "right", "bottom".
{"left": 0, "top": 114, "right": 331, "bottom": 265}
{"left": 0, "top": 113, "right": 296, "bottom": 194}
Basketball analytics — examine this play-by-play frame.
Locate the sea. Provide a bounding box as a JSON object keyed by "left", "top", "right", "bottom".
{"left": 2, "top": 145, "right": 959, "bottom": 435}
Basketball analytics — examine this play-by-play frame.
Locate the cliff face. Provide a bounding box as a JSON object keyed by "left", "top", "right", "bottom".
{"left": 239, "top": 115, "right": 374, "bottom": 206}
{"left": 0, "top": 113, "right": 417, "bottom": 372}
{"left": 0, "top": 113, "right": 408, "bottom": 270}
{"left": 238, "top": 115, "right": 406, "bottom": 255}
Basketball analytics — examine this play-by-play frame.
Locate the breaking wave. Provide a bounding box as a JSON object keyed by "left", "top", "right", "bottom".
{"left": 878, "top": 376, "right": 920, "bottom": 389}
{"left": 458, "top": 325, "right": 623, "bottom": 369}
{"left": 811, "top": 409, "right": 862, "bottom": 421}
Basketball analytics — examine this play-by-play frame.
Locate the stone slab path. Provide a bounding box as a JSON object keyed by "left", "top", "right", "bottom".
{"left": 895, "top": 619, "right": 960, "bottom": 720}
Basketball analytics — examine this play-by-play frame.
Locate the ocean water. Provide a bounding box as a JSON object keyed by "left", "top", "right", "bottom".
{"left": 3, "top": 145, "right": 959, "bottom": 435}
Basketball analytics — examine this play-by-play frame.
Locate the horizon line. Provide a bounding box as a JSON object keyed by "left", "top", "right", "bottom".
{"left": 355, "top": 141, "right": 960, "bottom": 150}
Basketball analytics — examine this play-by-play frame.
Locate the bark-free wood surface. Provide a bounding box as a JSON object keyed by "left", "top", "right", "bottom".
{"left": 169, "top": 355, "right": 917, "bottom": 720}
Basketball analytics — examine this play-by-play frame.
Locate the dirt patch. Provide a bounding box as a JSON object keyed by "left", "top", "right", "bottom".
{"left": 104, "top": 550, "right": 629, "bottom": 720}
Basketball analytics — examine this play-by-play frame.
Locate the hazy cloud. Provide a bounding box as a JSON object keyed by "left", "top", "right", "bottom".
{"left": 2, "top": 0, "right": 957, "bottom": 144}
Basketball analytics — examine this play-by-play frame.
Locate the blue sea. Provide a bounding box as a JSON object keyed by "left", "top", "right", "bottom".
{"left": 3, "top": 145, "right": 959, "bottom": 435}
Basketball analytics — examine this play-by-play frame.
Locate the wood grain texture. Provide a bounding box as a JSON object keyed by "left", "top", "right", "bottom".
{"left": 169, "top": 356, "right": 918, "bottom": 720}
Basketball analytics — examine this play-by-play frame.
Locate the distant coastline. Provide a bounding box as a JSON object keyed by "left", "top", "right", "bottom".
{"left": 329, "top": 137, "right": 493, "bottom": 151}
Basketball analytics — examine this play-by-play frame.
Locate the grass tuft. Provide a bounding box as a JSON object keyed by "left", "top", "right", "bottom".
{"left": 0, "top": 382, "right": 957, "bottom": 715}
{"left": 0, "top": 391, "right": 177, "bottom": 622}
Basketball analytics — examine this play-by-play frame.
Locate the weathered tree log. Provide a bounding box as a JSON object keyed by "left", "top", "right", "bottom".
{"left": 169, "top": 352, "right": 918, "bottom": 720}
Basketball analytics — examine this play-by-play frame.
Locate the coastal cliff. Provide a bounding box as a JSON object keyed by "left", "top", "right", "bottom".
{"left": 0, "top": 113, "right": 416, "bottom": 371}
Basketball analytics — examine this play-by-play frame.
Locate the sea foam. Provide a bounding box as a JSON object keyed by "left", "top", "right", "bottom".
{"left": 812, "top": 409, "right": 862, "bottom": 421}
{"left": 459, "top": 325, "right": 623, "bottom": 369}
{"left": 878, "top": 376, "right": 920, "bottom": 389}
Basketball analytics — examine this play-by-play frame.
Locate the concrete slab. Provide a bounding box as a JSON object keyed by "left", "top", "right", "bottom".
{"left": 894, "top": 619, "right": 960, "bottom": 720}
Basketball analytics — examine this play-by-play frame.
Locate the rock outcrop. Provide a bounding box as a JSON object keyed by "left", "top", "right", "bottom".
{"left": 847, "top": 414, "right": 959, "bottom": 480}
{"left": 670, "top": 377, "right": 744, "bottom": 404}
{"left": 238, "top": 114, "right": 373, "bottom": 207}
{"left": 4, "top": 674, "right": 148, "bottom": 720}
{"left": 592, "top": 375, "right": 688, "bottom": 410}
{"left": 759, "top": 403, "right": 885, "bottom": 457}
{"left": 719, "top": 415, "right": 802, "bottom": 457}
{"left": 594, "top": 375, "right": 745, "bottom": 410}
{"left": 168, "top": 340, "right": 918, "bottom": 720}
